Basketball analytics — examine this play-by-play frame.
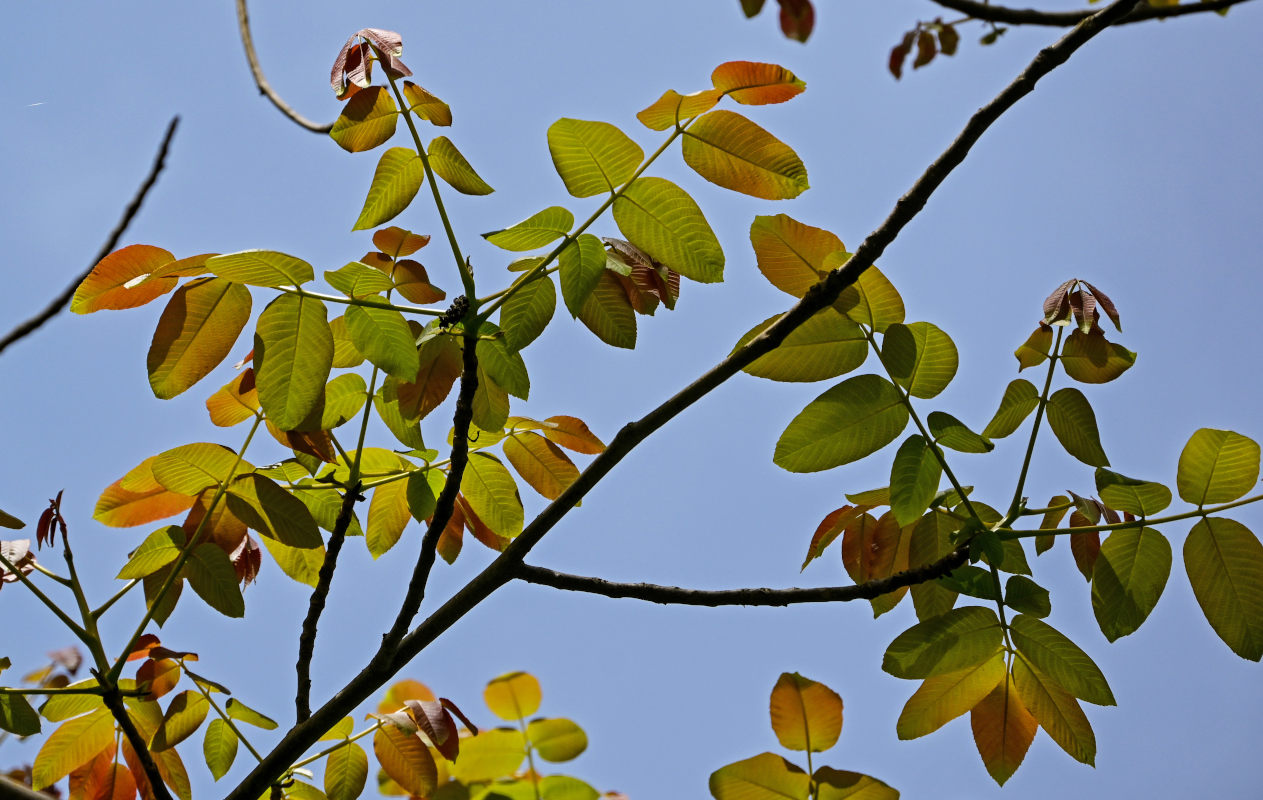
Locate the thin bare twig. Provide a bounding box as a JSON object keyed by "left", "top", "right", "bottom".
{"left": 236, "top": 0, "right": 333, "bottom": 133}
{"left": 928, "top": 0, "right": 1252, "bottom": 27}
{"left": 223, "top": 3, "right": 1143, "bottom": 797}
{"left": 514, "top": 547, "right": 970, "bottom": 607}
{"left": 0, "top": 116, "right": 179, "bottom": 357}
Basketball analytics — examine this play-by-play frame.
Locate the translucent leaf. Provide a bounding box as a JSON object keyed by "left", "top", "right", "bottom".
{"left": 1004, "top": 576, "right": 1051, "bottom": 618}
{"left": 206, "top": 251, "right": 314, "bottom": 287}
{"left": 537, "top": 416, "right": 605, "bottom": 454}
{"left": 402, "top": 82, "right": 451, "bottom": 126}
{"left": 373, "top": 227, "right": 430, "bottom": 258}
{"left": 576, "top": 269, "right": 636, "bottom": 349}
{"left": 476, "top": 324, "right": 529, "bottom": 399}
{"left": 970, "top": 672, "right": 1036, "bottom": 786}
{"left": 326, "top": 263, "right": 395, "bottom": 299}
{"left": 184, "top": 544, "right": 245, "bottom": 617}
{"left": 345, "top": 304, "right": 420, "bottom": 381}
{"left": 881, "top": 322, "right": 958, "bottom": 399}
{"left": 472, "top": 363, "right": 510, "bottom": 433}
{"left": 927, "top": 412, "right": 993, "bottom": 453}
{"left": 152, "top": 443, "right": 249, "bottom": 495}
{"left": 330, "top": 86, "right": 399, "bottom": 153}
{"left": 1184, "top": 517, "right": 1263, "bottom": 660}
{"left": 225, "top": 698, "right": 278, "bottom": 729}
{"left": 981, "top": 379, "right": 1039, "bottom": 440}
{"left": 504, "top": 432, "right": 579, "bottom": 501}
{"left": 0, "top": 693, "right": 40, "bottom": 736}
{"left": 95, "top": 480, "right": 196, "bottom": 528}
{"left": 682, "top": 110, "right": 808, "bottom": 199}
{"left": 526, "top": 717, "right": 588, "bottom": 762}
{"left": 1059, "top": 330, "right": 1135, "bottom": 383}
{"left": 774, "top": 375, "right": 910, "bottom": 473}
{"left": 201, "top": 718, "right": 238, "bottom": 781}
{"left": 148, "top": 278, "right": 252, "bottom": 400}
{"left": 1045, "top": 387, "right": 1108, "bottom": 467}
{"left": 483, "top": 207, "right": 573, "bottom": 252}
{"left": 733, "top": 309, "right": 866, "bottom": 382}
{"left": 801, "top": 505, "right": 870, "bottom": 570}
{"left": 374, "top": 387, "right": 426, "bottom": 450}
{"left": 909, "top": 511, "right": 959, "bottom": 620}
{"left": 1012, "top": 655, "right": 1095, "bottom": 765}
{"left": 396, "top": 333, "right": 462, "bottom": 420}
{"left": 31, "top": 707, "right": 114, "bottom": 789}
{"left": 890, "top": 435, "right": 942, "bottom": 527}
{"left": 366, "top": 479, "right": 411, "bottom": 559}
{"left": 559, "top": 234, "right": 607, "bottom": 318}
{"left": 1009, "top": 615, "right": 1114, "bottom": 705}
{"left": 841, "top": 511, "right": 910, "bottom": 617}
{"left": 207, "top": 369, "right": 260, "bottom": 427}
{"left": 484, "top": 671, "right": 541, "bottom": 721}
{"left": 501, "top": 274, "right": 556, "bottom": 351}
{"left": 1092, "top": 527, "right": 1170, "bottom": 641}
{"left": 225, "top": 474, "right": 322, "bottom": 548}
{"left": 636, "top": 88, "right": 722, "bottom": 131}
{"left": 405, "top": 470, "right": 438, "bottom": 523}
{"left": 330, "top": 316, "right": 366, "bottom": 368}
{"left": 748, "top": 214, "right": 839, "bottom": 298}
{"left": 831, "top": 261, "right": 904, "bottom": 333}
{"left": 547, "top": 118, "right": 643, "bottom": 198}
{"left": 373, "top": 724, "right": 436, "bottom": 797}
{"left": 1013, "top": 326, "right": 1052, "bottom": 370}
{"left": 71, "top": 244, "right": 176, "bottom": 314}
{"left": 117, "top": 525, "right": 186, "bottom": 579}
{"left": 1094, "top": 468, "right": 1171, "bottom": 516}
{"left": 254, "top": 293, "right": 334, "bottom": 430}
{"left": 768, "top": 672, "right": 843, "bottom": 753}
{"left": 152, "top": 690, "right": 209, "bottom": 751}
{"left": 417, "top": 136, "right": 493, "bottom": 196}
{"left": 883, "top": 606, "right": 1002, "bottom": 679}
{"left": 1176, "top": 428, "right": 1260, "bottom": 506}
{"left": 895, "top": 653, "right": 1005, "bottom": 740}
{"left": 460, "top": 454, "right": 523, "bottom": 539}
{"left": 325, "top": 742, "right": 368, "bottom": 800}
{"left": 711, "top": 61, "right": 806, "bottom": 104}
{"left": 708, "top": 752, "right": 809, "bottom": 800}
{"left": 613, "top": 177, "right": 724, "bottom": 283}
{"left": 448, "top": 729, "right": 525, "bottom": 783}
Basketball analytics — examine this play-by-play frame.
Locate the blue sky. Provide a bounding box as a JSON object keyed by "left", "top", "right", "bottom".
{"left": 3, "top": 1, "right": 1262, "bottom": 798}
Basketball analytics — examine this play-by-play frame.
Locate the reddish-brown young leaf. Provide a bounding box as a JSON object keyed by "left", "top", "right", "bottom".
{"left": 802, "top": 505, "right": 872, "bottom": 570}
{"left": 390, "top": 259, "right": 446, "bottom": 304}
{"left": 230, "top": 534, "right": 262, "bottom": 586}
{"left": 331, "top": 34, "right": 371, "bottom": 98}
{"left": 373, "top": 227, "right": 430, "bottom": 259}
{"left": 914, "top": 29, "right": 938, "bottom": 68}
{"left": 136, "top": 658, "right": 180, "bottom": 701}
{"left": 1042, "top": 279, "right": 1076, "bottom": 325}
{"left": 1068, "top": 288, "right": 1098, "bottom": 334}
{"left": 70, "top": 244, "right": 177, "bottom": 314}
{"left": 1081, "top": 280, "right": 1121, "bottom": 331}
{"left": 396, "top": 334, "right": 462, "bottom": 420}
{"left": 435, "top": 498, "right": 464, "bottom": 564}
{"left": 777, "top": 0, "right": 815, "bottom": 42}
{"left": 374, "top": 723, "right": 436, "bottom": 797}
{"left": 182, "top": 489, "right": 248, "bottom": 552}
{"left": 711, "top": 61, "right": 806, "bottom": 105}
{"left": 265, "top": 420, "right": 338, "bottom": 464}
{"left": 68, "top": 742, "right": 117, "bottom": 800}
{"left": 539, "top": 416, "right": 606, "bottom": 454}
{"left": 841, "top": 511, "right": 908, "bottom": 613}
{"left": 890, "top": 30, "right": 916, "bottom": 80}
{"left": 125, "top": 634, "right": 162, "bottom": 662}
{"left": 1071, "top": 531, "right": 1101, "bottom": 582}
{"left": 148, "top": 253, "right": 216, "bottom": 280}
{"left": 404, "top": 699, "right": 459, "bottom": 761}
{"left": 378, "top": 679, "right": 437, "bottom": 715}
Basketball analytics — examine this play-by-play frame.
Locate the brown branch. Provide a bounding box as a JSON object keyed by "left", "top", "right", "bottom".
{"left": 0, "top": 116, "right": 179, "bottom": 357}
{"left": 235, "top": 0, "right": 334, "bottom": 133}
{"left": 294, "top": 480, "right": 362, "bottom": 723}
{"left": 221, "top": 3, "right": 1143, "bottom": 797}
{"left": 99, "top": 680, "right": 173, "bottom": 800}
{"left": 513, "top": 546, "right": 970, "bottom": 607}
{"left": 0, "top": 774, "right": 57, "bottom": 800}
{"left": 927, "top": 0, "right": 1252, "bottom": 27}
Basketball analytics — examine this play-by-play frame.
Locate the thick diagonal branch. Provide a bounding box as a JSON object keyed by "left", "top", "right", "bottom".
{"left": 100, "top": 682, "right": 173, "bottom": 800}
{"left": 514, "top": 546, "right": 970, "bottom": 606}
{"left": 235, "top": 0, "right": 333, "bottom": 133}
{"left": 222, "top": 3, "right": 1141, "bottom": 797}
{"left": 0, "top": 116, "right": 179, "bottom": 357}
{"left": 928, "top": 0, "right": 1251, "bottom": 26}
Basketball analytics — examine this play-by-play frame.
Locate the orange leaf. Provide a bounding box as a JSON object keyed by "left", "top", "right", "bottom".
{"left": 841, "top": 511, "right": 910, "bottom": 615}
{"left": 374, "top": 724, "right": 437, "bottom": 797}
{"left": 802, "top": 505, "right": 871, "bottom": 570}
{"left": 457, "top": 495, "right": 508, "bottom": 553}
{"left": 539, "top": 416, "right": 605, "bottom": 454}
{"left": 749, "top": 214, "right": 841, "bottom": 298}
{"left": 147, "top": 277, "right": 252, "bottom": 400}
{"left": 971, "top": 672, "right": 1037, "bottom": 785}
{"left": 205, "top": 369, "right": 259, "bottom": 427}
{"left": 636, "top": 89, "right": 722, "bottom": 131}
{"left": 372, "top": 227, "right": 430, "bottom": 258}
{"left": 769, "top": 672, "right": 843, "bottom": 752}
{"left": 396, "top": 335, "right": 462, "bottom": 420}
{"left": 378, "top": 679, "right": 437, "bottom": 714}
{"left": 503, "top": 432, "right": 579, "bottom": 501}
{"left": 402, "top": 82, "right": 452, "bottom": 126}
{"left": 182, "top": 490, "right": 248, "bottom": 552}
{"left": 71, "top": 244, "right": 176, "bottom": 314}
{"left": 94, "top": 481, "right": 196, "bottom": 528}
{"left": 135, "top": 658, "right": 181, "bottom": 701}
{"left": 711, "top": 61, "right": 806, "bottom": 105}
{"left": 390, "top": 260, "right": 446, "bottom": 304}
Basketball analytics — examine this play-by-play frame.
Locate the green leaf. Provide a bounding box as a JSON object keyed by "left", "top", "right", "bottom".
{"left": 461, "top": 453, "right": 524, "bottom": 538}
{"left": 768, "top": 672, "right": 843, "bottom": 753}
{"left": 153, "top": 690, "right": 210, "bottom": 751}
{"left": 1009, "top": 615, "right": 1114, "bottom": 705}
{"left": 682, "top": 110, "right": 809, "bottom": 199}
{"left": 559, "top": 234, "right": 607, "bottom": 318}
{"left": 1092, "top": 527, "right": 1171, "bottom": 641}
{"left": 1059, "top": 330, "right": 1136, "bottom": 383}
{"left": 476, "top": 324, "right": 530, "bottom": 399}
{"left": 1014, "top": 326, "right": 1052, "bottom": 370}
{"left": 832, "top": 263, "right": 904, "bottom": 333}
{"left": 938, "top": 565, "right": 999, "bottom": 602}
{"left": 890, "top": 435, "right": 942, "bottom": 527}
{"left": 883, "top": 606, "right": 1003, "bottom": 679}
{"left": 881, "top": 322, "right": 958, "bottom": 399}
{"left": 31, "top": 706, "right": 114, "bottom": 789}
{"left": 501, "top": 273, "right": 556, "bottom": 351}
{"left": 255, "top": 293, "right": 334, "bottom": 430}
{"left": 325, "top": 262, "right": 394, "bottom": 299}
{"left": 352, "top": 147, "right": 425, "bottom": 231}
{"left": 1094, "top": 468, "right": 1171, "bottom": 516}
{"left": 117, "top": 525, "right": 187, "bottom": 579}
{"left": 774, "top": 375, "right": 910, "bottom": 473}
{"left": 374, "top": 386, "right": 426, "bottom": 450}
{"left": 330, "top": 86, "right": 398, "bottom": 152}
{"left": 909, "top": 511, "right": 960, "bottom": 620}
{"left": 472, "top": 362, "right": 511, "bottom": 432}
{"left": 1176, "top": 428, "right": 1261, "bottom": 506}
{"left": 152, "top": 443, "right": 250, "bottom": 495}
{"left": 226, "top": 474, "right": 323, "bottom": 548}
{"left": 547, "top": 118, "right": 643, "bottom": 198}
{"left": 1012, "top": 655, "right": 1095, "bottom": 765}
{"left": 813, "top": 768, "right": 898, "bottom": 800}
{"left": 732, "top": 309, "right": 867, "bottom": 382}
{"left": 576, "top": 270, "right": 637, "bottom": 349}
{"left": 225, "top": 698, "right": 278, "bottom": 729}
{"left": 345, "top": 304, "right": 420, "bottom": 381}
{"left": 981, "top": 379, "right": 1039, "bottom": 439}
{"left": 540, "top": 776, "right": 599, "bottom": 800}
{"left": 427, "top": 136, "right": 494, "bottom": 195}
{"left": 613, "top": 177, "right": 724, "bottom": 283}
{"left": 708, "top": 752, "right": 809, "bottom": 800}
{"left": 526, "top": 718, "right": 588, "bottom": 762}
{"left": 366, "top": 478, "right": 412, "bottom": 559}
{"left": 406, "top": 470, "right": 439, "bottom": 523}
{"left": 148, "top": 278, "right": 252, "bottom": 399}
{"left": 1045, "top": 387, "right": 1108, "bottom": 467}
{"left": 206, "top": 250, "right": 314, "bottom": 287}
{"left": 203, "top": 717, "right": 238, "bottom": 781}
{"left": 0, "top": 693, "right": 40, "bottom": 736}
{"left": 184, "top": 544, "right": 245, "bottom": 617}
{"left": 330, "top": 316, "right": 365, "bottom": 368}
{"left": 896, "top": 652, "right": 1005, "bottom": 740}
{"left": 483, "top": 207, "right": 574, "bottom": 252}
{"left": 324, "top": 742, "right": 369, "bottom": 800}
{"left": 928, "top": 412, "right": 993, "bottom": 453}
{"left": 1005, "top": 576, "right": 1051, "bottom": 618}
{"left": 748, "top": 214, "right": 840, "bottom": 298}
{"left": 1184, "top": 517, "right": 1263, "bottom": 660}
{"left": 448, "top": 728, "right": 526, "bottom": 783}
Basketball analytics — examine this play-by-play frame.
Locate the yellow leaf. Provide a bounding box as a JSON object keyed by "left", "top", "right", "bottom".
{"left": 769, "top": 672, "right": 843, "bottom": 752}
{"left": 636, "top": 88, "right": 722, "bottom": 131}
{"left": 683, "top": 110, "right": 808, "bottom": 199}
{"left": 373, "top": 724, "right": 436, "bottom": 797}
{"left": 1012, "top": 654, "right": 1096, "bottom": 765}
{"left": 484, "top": 671, "right": 541, "bottom": 721}
{"left": 32, "top": 707, "right": 115, "bottom": 789}
{"left": 896, "top": 652, "right": 1005, "bottom": 739}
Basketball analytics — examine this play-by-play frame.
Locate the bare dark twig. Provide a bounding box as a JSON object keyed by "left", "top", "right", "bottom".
{"left": 99, "top": 681, "right": 173, "bottom": 800}
{"left": 928, "top": 0, "right": 1252, "bottom": 27}
{"left": 235, "top": 0, "right": 334, "bottom": 133}
{"left": 0, "top": 116, "right": 179, "bottom": 357}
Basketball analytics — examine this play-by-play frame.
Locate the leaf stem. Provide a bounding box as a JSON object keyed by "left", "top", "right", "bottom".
{"left": 1006, "top": 325, "right": 1064, "bottom": 519}
{"left": 92, "top": 579, "right": 141, "bottom": 620}
{"left": 289, "top": 720, "right": 383, "bottom": 771}
{"left": 1001, "top": 492, "right": 1263, "bottom": 539}
{"left": 278, "top": 286, "right": 444, "bottom": 317}
{"left": 0, "top": 549, "right": 92, "bottom": 644}
{"left": 189, "top": 668, "right": 266, "bottom": 763}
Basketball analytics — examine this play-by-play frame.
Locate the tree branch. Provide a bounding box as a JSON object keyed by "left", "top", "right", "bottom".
{"left": 0, "top": 116, "right": 178, "bottom": 357}
{"left": 513, "top": 546, "right": 970, "bottom": 607}
{"left": 99, "top": 681, "right": 173, "bottom": 800}
{"left": 927, "top": 0, "right": 1252, "bottom": 27}
{"left": 235, "top": 0, "right": 334, "bottom": 133}
{"left": 0, "top": 775, "right": 57, "bottom": 800}
{"left": 222, "top": 3, "right": 1142, "bottom": 797}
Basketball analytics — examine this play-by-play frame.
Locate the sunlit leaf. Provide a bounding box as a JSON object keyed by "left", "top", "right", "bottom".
{"left": 981, "top": 379, "right": 1039, "bottom": 439}
{"left": 890, "top": 435, "right": 942, "bottom": 527}
{"left": 425, "top": 135, "right": 494, "bottom": 195}
{"left": 448, "top": 728, "right": 525, "bottom": 783}
{"left": 226, "top": 474, "right": 322, "bottom": 548}
{"left": 95, "top": 479, "right": 196, "bottom": 529}
{"left": 152, "top": 690, "right": 209, "bottom": 751}
{"left": 895, "top": 652, "right": 1005, "bottom": 740}
{"left": 577, "top": 269, "right": 637, "bottom": 349}
{"left": 526, "top": 717, "right": 588, "bottom": 762}
{"left": 345, "top": 304, "right": 420, "bottom": 381}
{"left": 882, "top": 322, "right": 957, "bottom": 399}
{"left": 613, "top": 177, "right": 723, "bottom": 283}
{"left": 461, "top": 454, "right": 523, "bottom": 539}
{"left": 1176, "top": 428, "right": 1260, "bottom": 506}
{"left": 548, "top": 119, "right": 643, "bottom": 198}
{"left": 708, "top": 752, "right": 809, "bottom": 800}
{"left": 117, "top": 526, "right": 186, "bottom": 580}
{"left": 711, "top": 61, "right": 806, "bottom": 104}
{"left": 1012, "top": 654, "right": 1095, "bottom": 765}
{"left": 1045, "top": 387, "right": 1108, "bottom": 467}
{"left": 1094, "top": 468, "right": 1171, "bottom": 516}
{"left": 255, "top": 293, "right": 334, "bottom": 430}
{"left": 325, "top": 742, "right": 369, "bottom": 800}
{"left": 883, "top": 606, "right": 1002, "bottom": 679}
{"left": 72, "top": 244, "right": 176, "bottom": 314}
{"left": 970, "top": 672, "right": 1036, "bottom": 786}
{"left": 536, "top": 416, "right": 605, "bottom": 454}
{"left": 326, "top": 262, "right": 395, "bottom": 299}
{"left": 813, "top": 768, "right": 898, "bottom": 800}
{"left": 472, "top": 363, "right": 510, "bottom": 432}
{"left": 331, "top": 86, "right": 399, "bottom": 153}
{"left": 387, "top": 260, "right": 446, "bottom": 304}
{"left": 402, "top": 82, "right": 451, "bottom": 126}
{"left": 559, "top": 234, "right": 607, "bottom": 319}
{"left": 483, "top": 207, "right": 573, "bottom": 252}
{"left": 841, "top": 511, "right": 910, "bottom": 617}
{"left": 373, "top": 227, "right": 430, "bottom": 258}
{"left": 1091, "top": 527, "right": 1170, "bottom": 641}
{"left": 683, "top": 110, "right": 808, "bottom": 199}
{"left": 224, "top": 698, "right": 277, "bottom": 729}
{"left": 774, "top": 375, "right": 910, "bottom": 473}
{"left": 202, "top": 718, "right": 238, "bottom": 781}
{"left": 1009, "top": 615, "right": 1114, "bottom": 705}
{"left": 206, "top": 369, "right": 260, "bottom": 427}
{"left": 259, "top": 536, "right": 325, "bottom": 587}
{"left": 927, "top": 412, "right": 992, "bottom": 453}
{"left": 367, "top": 478, "right": 412, "bottom": 559}
{"left": 909, "top": 511, "right": 959, "bottom": 620}
{"left": 636, "top": 88, "right": 722, "bottom": 131}
{"left": 501, "top": 274, "right": 556, "bottom": 351}
{"left": 206, "top": 250, "right": 314, "bottom": 288}
{"left": 330, "top": 316, "right": 366, "bottom": 368}
{"left": 733, "top": 309, "right": 866, "bottom": 382}
{"left": 1184, "top": 517, "right": 1263, "bottom": 660}
{"left": 374, "top": 724, "right": 436, "bottom": 797}
{"left": 148, "top": 278, "right": 252, "bottom": 399}
{"left": 484, "top": 671, "right": 540, "bottom": 721}
{"left": 748, "top": 214, "right": 839, "bottom": 298}
{"left": 151, "top": 443, "right": 249, "bottom": 495}
{"left": 504, "top": 432, "right": 579, "bottom": 500}
{"left": 1060, "top": 330, "right": 1135, "bottom": 383}
{"left": 31, "top": 707, "right": 114, "bottom": 789}
{"left": 352, "top": 148, "right": 426, "bottom": 231}
{"left": 769, "top": 672, "right": 842, "bottom": 753}
{"left": 830, "top": 260, "right": 904, "bottom": 334}
{"left": 396, "top": 333, "right": 462, "bottom": 420}
{"left": 1014, "top": 326, "right": 1052, "bottom": 371}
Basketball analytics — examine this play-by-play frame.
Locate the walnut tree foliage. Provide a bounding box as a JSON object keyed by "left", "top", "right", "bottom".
{"left": 2, "top": 2, "right": 1261, "bottom": 799}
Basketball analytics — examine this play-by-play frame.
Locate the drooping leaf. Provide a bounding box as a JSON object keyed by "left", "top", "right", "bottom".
{"left": 1045, "top": 387, "right": 1108, "bottom": 467}
{"left": 460, "top": 453, "right": 523, "bottom": 539}
{"left": 895, "top": 652, "right": 1005, "bottom": 740}
{"left": 225, "top": 474, "right": 322, "bottom": 548}
{"left": 324, "top": 742, "right": 369, "bottom": 800}
{"left": 1012, "top": 655, "right": 1095, "bottom": 765}
{"left": 202, "top": 718, "right": 238, "bottom": 781}
{"left": 1009, "top": 615, "right": 1114, "bottom": 705}
{"left": 576, "top": 269, "right": 637, "bottom": 349}
{"left": 768, "top": 672, "right": 843, "bottom": 753}
{"left": 890, "top": 435, "right": 943, "bottom": 527}
{"left": 183, "top": 544, "right": 245, "bottom": 617}
{"left": 970, "top": 672, "right": 1037, "bottom": 786}
{"left": 636, "top": 88, "right": 722, "bottom": 131}
{"left": 708, "top": 752, "right": 809, "bottom": 800}
{"left": 748, "top": 213, "right": 839, "bottom": 298}
{"left": 774, "top": 375, "right": 909, "bottom": 473}
{"left": 613, "top": 177, "right": 724, "bottom": 283}
{"left": 501, "top": 273, "right": 556, "bottom": 351}
{"left": 831, "top": 261, "right": 904, "bottom": 333}
{"left": 427, "top": 136, "right": 494, "bottom": 195}
{"left": 927, "top": 412, "right": 993, "bottom": 453}
{"left": 72, "top": 244, "right": 177, "bottom": 314}
{"left": 711, "top": 61, "right": 806, "bottom": 104}
{"left": 733, "top": 309, "right": 867, "bottom": 382}
{"left": 206, "top": 251, "right": 314, "bottom": 288}
{"left": 352, "top": 147, "right": 426, "bottom": 231}
{"left": 483, "top": 207, "right": 574, "bottom": 252}
{"left": 31, "top": 707, "right": 114, "bottom": 789}
{"left": 1091, "top": 527, "right": 1171, "bottom": 641}
{"left": 682, "top": 110, "right": 808, "bottom": 199}
{"left": 1059, "top": 330, "right": 1136, "bottom": 383}
{"left": 1184, "top": 517, "right": 1263, "bottom": 660}
{"left": 1176, "top": 428, "right": 1260, "bottom": 506}
{"left": 801, "top": 505, "right": 871, "bottom": 570}
{"left": 981, "top": 379, "right": 1039, "bottom": 439}
{"left": 147, "top": 278, "right": 252, "bottom": 400}
{"left": 402, "top": 82, "right": 452, "bottom": 126}
{"left": 882, "top": 322, "right": 958, "bottom": 399}
{"left": 95, "top": 477, "right": 196, "bottom": 529}
{"left": 373, "top": 724, "right": 436, "bottom": 797}
{"left": 547, "top": 118, "right": 643, "bottom": 198}
{"left": 883, "top": 606, "right": 1003, "bottom": 680}
{"left": 1094, "top": 468, "right": 1171, "bottom": 516}
{"left": 345, "top": 303, "right": 420, "bottom": 380}
{"left": 526, "top": 717, "right": 588, "bottom": 762}
{"left": 152, "top": 690, "right": 210, "bottom": 751}
{"left": 366, "top": 478, "right": 412, "bottom": 559}
{"left": 254, "top": 293, "right": 334, "bottom": 430}
{"left": 484, "top": 672, "right": 541, "bottom": 721}
{"left": 813, "top": 768, "right": 897, "bottom": 800}
{"left": 1014, "top": 325, "right": 1052, "bottom": 370}
{"left": 503, "top": 432, "right": 579, "bottom": 501}
{"left": 330, "top": 86, "right": 399, "bottom": 152}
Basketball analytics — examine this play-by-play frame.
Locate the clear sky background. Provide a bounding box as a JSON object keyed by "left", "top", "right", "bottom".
{"left": 3, "top": 1, "right": 1261, "bottom": 798}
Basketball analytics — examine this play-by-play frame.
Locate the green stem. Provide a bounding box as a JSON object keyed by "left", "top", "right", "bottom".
{"left": 519, "top": 715, "right": 541, "bottom": 800}
{"left": 29, "top": 562, "right": 72, "bottom": 586}
{"left": 289, "top": 720, "right": 383, "bottom": 770}
{"left": 988, "top": 563, "right": 1015, "bottom": 653}
{"left": 189, "top": 668, "right": 265, "bottom": 763}
{"left": 0, "top": 549, "right": 91, "bottom": 644}
{"left": 1001, "top": 492, "right": 1263, "bottom": 539}
{"left": 1006, "top": 326, "right": 1064, "bottom": 519}
{"left": 1019, "top": 501, "right": 1074, "bottom": 516}
{"left": 92, "top": 579, "right": 140, "bottom": 620}
{"left": 277, "top": 286, "right": 443, "bottom": 316}
{"left": 0, "top": 685, "right": 143, "bottom": 696}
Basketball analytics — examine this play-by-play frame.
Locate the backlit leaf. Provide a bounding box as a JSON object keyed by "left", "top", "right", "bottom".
{"left": 203, "top": 718, "right": 238, "bottom": 781}
{"left": 1045, "top": 387, "right": 1108, "bottom": 467}
{"left": 148, "top": 278, "right": 252, "bottom": 399}
{"left": 373, "top": 227, "right": 430, "bottom": 258}
{"left": 472, "top": 363, "right": 510, "bottom": 432}
{"left": 206, "top": 251, "right": 314, "bottom": 287}
{"left": 330, "top": 316, "right": 365, "bottom": 368}
{"left": 387, "top": 260, "right": 445, "bottom": 304}
{"left": 397, "top": 333, "right": 462, "bottom": 420}
{"left": 427, "top": 136, "right": 494, "bottom": 195}
{"left": 802, "top": 505, "right": 871, "bottom": 570}
{"left": 895, "top": 652, "right": 1005, "bottom": 740}
{"left": 374, "top": 724, "right": 436, "bottom": 797}
{"left": 909, "top": 511, "right": 959, "bottom": 620}
{"left": 259, "top": 536, "right": 325, "bottom": 587}
{"left": 813, "top": 768, "right": 898, "bottom": 800}
{"left": 733, "top": 309, "right": 866, "bottom": 383}
{"left": 501, "top": 273, "right": 556, "bottom": 351}
{"left": 711, "top": 61, "right": 806, "bottom": 104}
{"left": 748, "top": 214, "right": 839, "bottom": 298}
{"left": 1005, "top": 576, "right": 1051, "bottom": 618}
{"left": 1012, "top": 655, "right": 1095, "bottom": 765}
{"left": 353, "top": 147, "right": 425, "bottom": 231}
{"left": 0, "top": 693, "right": 40, "bottom": 736}
{"left": 768, "top": 672, "right": 842, "bottom": 753}
{"left": 537, "top": 416, "right": 605, "bottom": 454}
{"left": 225, "top": 698, "right": 277, "bottom": 729}
{"left": 367, "top": 478, "right": 411, "bottom": 559}
{"left": 928, "top": 412, "right": 992, "bottom": 453}
{"left": 374, "top": 387, "right": 426, "bottom": 450}
{"left": 1184, "top": 517, "right": 1263, "bottom": 660}
{"left": 526, "top": 717, "right": 588, "bottom": 762}
{"left": 72, "top": 244, "right": 176, "bottom": 313}
{"left": 152, "top": 443, "right": 249, "bottom": 495}
{"left": 1176, "top": 428, "right": 1260, "bottom": 506}
{"left": 708, "top": 752, "right": 809, "bottom": 800}
{"left": 325, "top": 742, "right": 368, "bottom": 800}
{"left": 226, "top": 474, "right": 322, "bottom": 548}
{"left": 970, "top": 672, "right": 1036, "bottom": 786}
{"left": 448, "top": 728, "right": 525, "bottom": 783}
{"left": 325, "top": 262, "right": 395, "bottom": 299}
{"left": 402, "top": 82, "right": 451, "bottom": 126}
{"left": 890, "top": 435, "right": 942, "bottom": 527}
{"left": 981, "top": 379, "right": 1039, "bottom": 439}
{"left": 152, "top": 690, "right": 209, "bottom": 751}
{"left": 330, "top": 86, "right": 398, "bottom": 153}
{"left": 1014, "top": 325, "right": 1052, "bottom": 370}
{"left": 830, "top": 260, "right": 904, "bottom": 333}
{"left": 774, "top": 375, "right": 909, "bottom": 473}
{"left": 206, "top": 369, "right": 260, "bottom": 427}
{"left": 1091, "top": 527, "right": 1170, "bottom": 641}
{"left": 117, "top": 526, "right": 186, "bottom": 580}
{"left": 1059, "top": 330, "right": 1135, "bottom": 383}
{"left": 255, "top": 293, "right": 334, "bottom": 430}
{"left": 1094, "top": 468, "right": 1171, "bottom": 516}
{"left": 882, "top": 322, "right": 958, "bottom": 399}
{"left": 504, "top": 432, "right": 579, "bottom": 500}
{"left": 683, "top": 110, "right": 808, "bottom": 199}
{"left": 31, "top": 707, "right": 114, "bottom": 789}
{"left": 345, "top": 304, "right": 420, "bottom": 381}
{"left": 883, "top": 606, "right": 1002, "bottom": 679}
{"left": 841, "top": 511, "right": 909, "bottom": 616}
{"left": 484, "top": 671, "right": 541, "bottom": 721}
{"left": 613, "top": 177, "right": 723, "bottom": 283}
{"left": 559, "top": 234, "right": 607, "bottom": 318}
{"left": 636, "top": 89, "right": 722, "bottom": 131}
{"left": 1009, "top": 615, "right": 1114, "bottom": 705}
{"left": 483, "top": 207, "right": 573, "bottom": 252}
{"left": 547, "top": 118, "right": 643, "bottom": 198}
{"left": 577, "top": 269, "right": 636, "bottom": 349}
{"left": 476, "top": 324, "right": 529, "bottom": 399}
{"left": 95, "top": 480, "right": 195, "bottom": 528}
{"left": 184, "top": 544, "right": 245, "bottom": 617}
{"left": 461, "top": 453, "right": 523, "bottom": 539}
